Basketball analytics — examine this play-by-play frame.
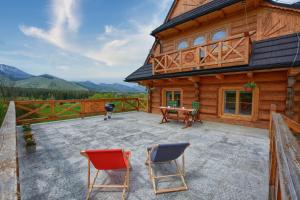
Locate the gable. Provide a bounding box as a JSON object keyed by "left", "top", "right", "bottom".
{"left": 168, "top": 0, "right": 213, "bottom": 20}
{"left": 257, "top": 6, "right": 300, "bottom": 40}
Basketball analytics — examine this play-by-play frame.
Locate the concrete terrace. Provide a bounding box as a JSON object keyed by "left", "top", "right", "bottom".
{"left": 17, "top": 112, "right": 269, "bottom": 200}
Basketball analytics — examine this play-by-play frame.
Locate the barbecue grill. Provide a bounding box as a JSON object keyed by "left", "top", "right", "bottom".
{"left": 104, "top": 103, "right": 115, "bottom": 120}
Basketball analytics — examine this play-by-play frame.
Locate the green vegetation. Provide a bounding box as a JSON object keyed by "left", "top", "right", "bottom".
{"left": 244, "top": 82, "right": 257, "bottom": 89}
{"left": 0, "top": 83, "right": 147, "bottom": 125}
{"left": 0, "top": 101, "right": 8, "bottom": 126}
{"left": 25, "top": 138, "right": 36, "bottom": 146}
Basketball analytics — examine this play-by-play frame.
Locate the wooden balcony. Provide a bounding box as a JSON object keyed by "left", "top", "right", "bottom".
{"left": 152, "top": 32, "right": 253, "bottom": 75}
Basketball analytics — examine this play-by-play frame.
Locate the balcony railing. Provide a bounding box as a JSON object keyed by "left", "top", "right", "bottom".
{"left": 152, "top": 32, "right": 253, "bottom": 75}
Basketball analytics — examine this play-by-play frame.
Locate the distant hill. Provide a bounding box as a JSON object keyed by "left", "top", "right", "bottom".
{"left": 0, "top": 64, "right": 145, "bottom": 93}
{"left": 0, "top": 64, "right": 32, "bottom": 80}
{"left": 76, "top": 82, "right": 145, "bottom": 93}
{"left": 15, "top": 76, "right": 88, "bottom": 91}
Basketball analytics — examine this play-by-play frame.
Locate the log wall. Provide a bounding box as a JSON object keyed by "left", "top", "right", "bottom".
{"left": 150, "top": 70, "right": 288, "bottom": 128}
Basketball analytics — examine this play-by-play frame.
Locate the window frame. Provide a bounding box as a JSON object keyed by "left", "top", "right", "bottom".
{"left": 210, "top": 28, "right": 228, "bottom": 43}
{"left": 162, "top": 88, "right": 183, "bottom": 107}
{"left": 193, "top": 35, "right": 206, "bottom": 47}
{"left": 210, "top": 28, "right": 229, "bottom": 53}
{"left": 176, "top": 39, "right": 189, "bottom": 50}
{"left": 218, "top": 86, "right": 259, "bottom": 121}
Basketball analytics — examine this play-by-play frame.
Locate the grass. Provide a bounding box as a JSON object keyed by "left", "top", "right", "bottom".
{"left": 0, "top": 101, "right": 8, "bottom": 126}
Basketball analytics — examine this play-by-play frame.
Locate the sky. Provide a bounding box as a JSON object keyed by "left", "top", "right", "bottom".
{"left": 0, "top": 0, "right": 297, "bottom": 84}
{"left": 0, "top": 0, "right": 173, "bottom": 84}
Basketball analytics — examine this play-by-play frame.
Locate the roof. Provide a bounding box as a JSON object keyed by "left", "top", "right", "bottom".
{"left": 266, "top": 0, "right": 300, "bottom": 9}
{"left": 125, "top": 32, "right": 300, "bottom": 82}
{"left": 151, "top": 0, "right": 300, "bottom": 36}
{"left": 151, "top": 0, "right": 242, "bottom": 36}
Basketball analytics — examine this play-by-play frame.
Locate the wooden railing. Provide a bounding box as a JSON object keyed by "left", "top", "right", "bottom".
{"left": 15, "top": 98, "right": 147, "bottom": 124}
{"left": 269, "top": 111, "right": 300, "bottom": 200}
{"left": 152, "top": 32, "right": 254, "bottom": 74}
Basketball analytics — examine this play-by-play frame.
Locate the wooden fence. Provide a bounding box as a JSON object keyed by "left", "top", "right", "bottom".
{"left": 15, "top": 98, "right": 147, "bottom": 124}
{"left": 269, "top": 111, "right": 300, "bottom": 200}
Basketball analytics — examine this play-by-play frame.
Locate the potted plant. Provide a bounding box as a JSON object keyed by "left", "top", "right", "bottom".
{"left": 25, "top": 138, "right": 36, "bottom": 153}
{"left": 22, "top": 124, "right": 31, "bottom": 132}
{"left": 22, "top": 124, "right": 33, "bottom": 141}
{"left": 244, "top": 82, "right": 257, "bottom": 92}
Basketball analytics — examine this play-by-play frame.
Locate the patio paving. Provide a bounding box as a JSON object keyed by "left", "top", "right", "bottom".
{"left": 17, "top": 112, "right": 269, "bottom": 200}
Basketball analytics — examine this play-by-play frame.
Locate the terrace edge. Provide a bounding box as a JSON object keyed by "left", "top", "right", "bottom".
{"left": 0, "top": 101, "right": 19, "bottom": 200}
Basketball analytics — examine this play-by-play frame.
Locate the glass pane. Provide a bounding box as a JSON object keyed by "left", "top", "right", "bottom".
{"left": 177, "top": 40, "right": 188, "bottom": 50}
{"left": 212, "top": 30, "right": 226, "bottom": 41}
{"left": 224, "top": 91, "right": 236, "bottom": 114}
{"left": 193, "top": 36, "right": 205, "bottom": 46}
{"left": 174, "top": 91, "right": 181, "bottom": 107}
{"left": 166, "top": 91, "right": 172, "bottom": 106}
{"left": 239, "top": 91, "right": 252, "bottom": 115}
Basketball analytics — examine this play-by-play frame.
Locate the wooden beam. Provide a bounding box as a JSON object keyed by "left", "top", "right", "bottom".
{"left": 218, "top": 9, "right": 226, "bottom": 18}
{"left": 188, "top": 77, "right": 200, "bottom": 83}
{"left": 216, "top": 74, "right": 224, "bottom": 80}
{"left": 247, "top": 72, "right": 253, "bottom": 79}
{"left": 138, "top": 80, "right": 153, "bottom": 86}
{"left": 172, "top": 27, "right": 181, "bottom": 33}
{"left": 288, "top": 68, "right": 300, "bottom": 77}
{"left": 192, "top": 20, "right": 201, "bottom": 27}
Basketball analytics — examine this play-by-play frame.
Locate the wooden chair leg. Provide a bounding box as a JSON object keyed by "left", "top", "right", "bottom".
{"left": 149, "top": 155, "right": 188, "bottom": 194}
{"left": 86, "top": 170, "right": 100, "bottom": 200}
{"left": 122, "top": 167, "right": 130, "bottom": 200}
{"left": 148, "top": 160, "right": 157, "bottom": 194}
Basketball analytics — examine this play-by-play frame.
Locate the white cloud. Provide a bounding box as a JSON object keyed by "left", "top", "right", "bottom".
{"left": 19, "top": 0, "right": 79, "bottom": 50}
{"left": 273, "top": 0, "right": 298, "bottom": 4}
{"left": 19, "top": 0, "right": 173, "bottom": 78}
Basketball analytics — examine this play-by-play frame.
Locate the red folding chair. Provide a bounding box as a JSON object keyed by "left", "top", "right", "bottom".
{"left": 80, "top": 149, "right": 131, "bottom": 200}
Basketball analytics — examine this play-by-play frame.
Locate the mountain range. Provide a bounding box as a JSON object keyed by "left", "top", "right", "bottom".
{"left": 0, "top": 64, "right": 145, "bottom": 93}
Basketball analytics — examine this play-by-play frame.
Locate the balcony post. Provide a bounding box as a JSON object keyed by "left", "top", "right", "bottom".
{"left": 218, "top": 41, "right": 222, "bottom": 67}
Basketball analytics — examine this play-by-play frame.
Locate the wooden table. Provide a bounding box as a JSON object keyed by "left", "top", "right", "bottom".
{"left": 159, "top": 106, "right": 194, "bottom": 128}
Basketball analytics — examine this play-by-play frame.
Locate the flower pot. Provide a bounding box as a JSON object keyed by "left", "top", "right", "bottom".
{"left": 244, "top": 87, "right": 253, "bottom": 92}
{"left": 23, "top": 131, "right": 33, "bottom": 140}
{"left": 26, "top": 144, "right": 36, "bottom": 153}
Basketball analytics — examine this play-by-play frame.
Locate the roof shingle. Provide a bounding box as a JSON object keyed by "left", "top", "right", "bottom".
{"left": 151, "top": 0, "right": 300, "bottom": 36}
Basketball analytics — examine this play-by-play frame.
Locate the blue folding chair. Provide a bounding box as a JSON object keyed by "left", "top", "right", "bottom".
{"left": 146, "top": 143, "right": 190, "bottom": 194}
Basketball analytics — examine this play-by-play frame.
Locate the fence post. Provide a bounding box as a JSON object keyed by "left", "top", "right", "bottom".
{"left": 50, "top": 100, "right": 55, "bottom": 119}
{"left": 137, "top": 98, "right": 140, "bottom": 111}
{"left": 121, "top": 98, "right": 125, "bottom": 112}
{"left": 218, "top": 41, "right": 222, "bottom": 67}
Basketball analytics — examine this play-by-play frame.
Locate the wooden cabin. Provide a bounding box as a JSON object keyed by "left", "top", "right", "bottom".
{"left": 125, "top": 0, "right": 300, "bottom": 128}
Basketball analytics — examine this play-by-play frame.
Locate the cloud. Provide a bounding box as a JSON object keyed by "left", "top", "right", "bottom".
{"left": 19, "top": 0, "right": 172, "bottom": 71}
{"left": 19, "top": 0, "right": 79, "bottom": 50}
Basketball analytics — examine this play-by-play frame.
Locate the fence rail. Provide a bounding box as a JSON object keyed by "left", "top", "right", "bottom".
{"left": 269, "top": 111, "right": 300, "bottom": 200}
{"left": 15, "top": 98, "right": 147, "bottom": 124}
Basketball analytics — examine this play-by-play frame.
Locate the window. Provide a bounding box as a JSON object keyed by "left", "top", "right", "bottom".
{"left": 212, "top": 30, "right": 227, "bottom": 42}
{"left": 193, "top": 36, "right": 205, "bottom": 46}
{"left": 223, "top": 89, "right": 253, "bottom": 117}
{"left": 211, "top": 29, "right": 227, "bottom": 51}
{"left": 193, "top": 36, "right": 206, "bottom": 59}
{"left": 164, "top": 90, "right": 182, "bottom": 107}
{"left": 177, "top": 40, "right": 188, "bottom": 50}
